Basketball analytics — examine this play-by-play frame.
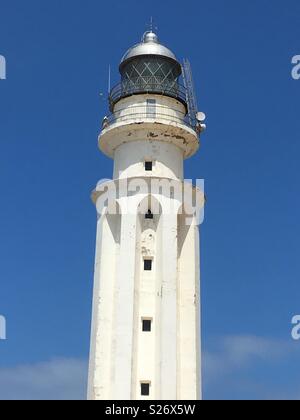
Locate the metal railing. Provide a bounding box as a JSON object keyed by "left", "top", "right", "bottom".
{"left": 102, "top": 104, "right": 197, "bottom": 132}
{"left": 109, "top": 77, "right": 188, "bottom": 111}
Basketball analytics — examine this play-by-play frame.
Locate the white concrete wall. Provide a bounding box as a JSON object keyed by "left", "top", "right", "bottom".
{"left": 160, "top": 207, "right": 179, "bottom": 399}
{"left": 88, "top": 192, "right": 201, "bottom": 400}
{"left": 114, "top": 94, "right": 187, "bottom": 124}
{"left": 99, "top": 93, "right": 199, "bottom": 159}
{"left": 88, "top": 90, "right": 202, "bottom": 401}
{"left": 113, "top": 140, "right": 184, "bottom": 181}
{"left": 133, "top": 210, "right": 160, "bottom": 400}
{"left": 87, "top": 209, "right": 121, "bottom": 400}
{"left": 177, "top": 213, "right": 201, "bottom": 400}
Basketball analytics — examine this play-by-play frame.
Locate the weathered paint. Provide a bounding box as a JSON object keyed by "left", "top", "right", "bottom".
{"left": 88, "top": 92, "right": 202, "bottom": 400}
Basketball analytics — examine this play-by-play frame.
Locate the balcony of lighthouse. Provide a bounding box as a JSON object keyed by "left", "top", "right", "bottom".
{"left": 109, "top": 76, "right": 188, "bottom": 111}
{"left": 99, "top": 93, "right": 200, "bottom": 159}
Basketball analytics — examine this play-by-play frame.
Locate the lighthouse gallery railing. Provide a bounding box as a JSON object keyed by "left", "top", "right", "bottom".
{"left": 102, "top": 104, "right": 198, "bottom": 132}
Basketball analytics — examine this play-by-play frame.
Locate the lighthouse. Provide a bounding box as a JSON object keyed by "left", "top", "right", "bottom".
{"left": 88, "top": 30, "right": 205, "bottom": 401}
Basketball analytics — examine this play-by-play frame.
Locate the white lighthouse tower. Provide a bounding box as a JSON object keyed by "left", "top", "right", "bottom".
{"left": 88, "top": 30, "right": 205, "bottom": 401}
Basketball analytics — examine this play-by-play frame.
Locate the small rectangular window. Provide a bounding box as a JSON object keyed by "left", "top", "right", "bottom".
{"left": 141, "top": 383, "right": 150, "bottom": 396}
{"left": 144, "top": 259, "right": 152, "bottom": 271}
{"left": 145, "top": 161, "right": 153, "bottom": 171}
{"left": 142, "top": 319, "right": 152, "bottom": 332}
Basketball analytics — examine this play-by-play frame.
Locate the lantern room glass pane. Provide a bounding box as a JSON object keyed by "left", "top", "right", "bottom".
{"left": 121, "top": 57, "right": 181, "bottom": 97}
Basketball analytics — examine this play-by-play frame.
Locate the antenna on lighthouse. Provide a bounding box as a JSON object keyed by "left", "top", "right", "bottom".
{"left": 146, "top": 17, "right": 158, "bottom": 33}
{"left": 182, "top": 59, "right": 206, "bottom": 132}
{"left": 182, "top": 59, "right": 198, "bottom": 124}
{"left": 108, "top": 64, "right": 111, "bottom": 94}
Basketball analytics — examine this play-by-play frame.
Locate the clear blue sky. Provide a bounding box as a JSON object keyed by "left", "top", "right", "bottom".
{"left": 0, "top": 0, "right": 300, "bottom": 400}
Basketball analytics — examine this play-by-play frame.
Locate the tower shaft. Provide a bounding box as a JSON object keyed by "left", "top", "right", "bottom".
{"left": 88, "top": 31, "right": 204, "bottom": 401}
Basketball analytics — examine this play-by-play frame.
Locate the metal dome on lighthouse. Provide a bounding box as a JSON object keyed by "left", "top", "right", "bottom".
{"left": 120, "top": 31, "right": 178, "bottom": 64}
{"left": 110, "top": 30, "right": 185, "bottom": 110}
